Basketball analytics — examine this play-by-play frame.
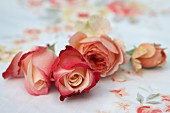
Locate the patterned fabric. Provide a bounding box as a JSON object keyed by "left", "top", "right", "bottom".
{"left": 0, "top": 0, "right": 170, "bottom": 113}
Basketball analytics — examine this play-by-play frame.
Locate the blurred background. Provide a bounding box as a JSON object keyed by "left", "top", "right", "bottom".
{"left": 0, "top": 0, "right": 170, "bottom": 64}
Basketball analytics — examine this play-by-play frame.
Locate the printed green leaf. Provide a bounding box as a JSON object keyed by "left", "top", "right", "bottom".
{"left": 136, "top": 93, "right": 144, "bottom": 105}
{"left": 146, "top": 93, "right": 160, "bottom": 101}
{"left": 146, "top": 101, "right": 161, "bottom": 104}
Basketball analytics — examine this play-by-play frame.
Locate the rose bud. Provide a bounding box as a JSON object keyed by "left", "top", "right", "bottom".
{"left": 69, "top": 32, "right": 128, "bottom": 77}
{"left": 132, "top": 43, "right": 166, "bottom": 72}
{"left": 52, "top": 46, "right": 100, "bottom": 101}
{"left": 3, "top": 46, "right": 57, "bottom": 95}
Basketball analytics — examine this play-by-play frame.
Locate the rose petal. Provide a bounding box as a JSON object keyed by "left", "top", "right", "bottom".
{"left": 94, "top": 42, "right": 109, "bottom": 55}
{"left": 140, "top": 43, "right": 156, "bottom": 58}
{"left": 84, "top": 71, "right": 100, "bottom": 93}
{"left": 158, "top": 49, "right": 167, "bottom": 66}
{"left": 132, "top": 43, "right": 156, "bottom": 59}
{"left": 32, "top": 48, "right": 56, "bottom": 76}
{"left": 2, "top": 52, "right": 23, "bottom": 79}
{"left": 80, "top": 36, "right": 119, "bottom": 54}
{"left": 24, "top": 60, "right": 50, "bottom": 95}
{"left": 59, "top": 46, "right": 89, "bottom": 70}
{"left": 114, "top": 38, "right": 130, "bottom": 64}
{"left": 18, "top": 46, "right": 46, "bottom": 75}
{"left": 53, "top": 65, "right": 75, "bottom": 81}
{"left": 56, "top": 81, "right": 74, "bottom": 97}
{"left": 19, "top": 46, "right": 56, "bottom": 76}
{"left": 32, "top": 65, "right": 45, "bottom": 89}
{"left": 139, "top": 49, "right": 163, "bottom": 68}
{"left": 22, "top": 54, "right": 33, "bottom": 76}
{"left": 132, "top": 58, "right": 142, "bottom": 72}
{"left": 106, "top": 43, "right": 124, "bottom": 76}
{"left": 132, "top": 47, "right": 147, "bottom": 59}
{"left": 69, "top": 32, "right": 87, "bottom": 49}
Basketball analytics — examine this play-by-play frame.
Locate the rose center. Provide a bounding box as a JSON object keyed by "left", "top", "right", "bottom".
{"left": 68, "top": 74, "right": 83, "bottom": 87}
{"left": 34, "top": 80, "right": 45, "bottom": 90}
{"left": 86, "top": 54, "right": 107, "bottom": 72}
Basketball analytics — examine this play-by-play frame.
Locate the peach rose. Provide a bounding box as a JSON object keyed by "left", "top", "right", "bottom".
{"left": 132, "top": 43, "right": 166, "bottom": 72}
{"left": 3, "top": 46, "right": 57, "bottom": 95}
{"left": 137, "top": 106, "right": 162, "bottom": 113}
{"left": 52, "top": 46, "right": 100, "bottom": 101}
{"left": 69, "top": 32, "right": 128, "bottom": 77}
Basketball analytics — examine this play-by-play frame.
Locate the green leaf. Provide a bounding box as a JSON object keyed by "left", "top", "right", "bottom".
{"left": 146, "top": 93, "right": 160, "bottom": 101}
{"left": 137, "top": 93, "right": 144, "bottom": 105}
{"left": 47, "top": 43, "right": 56, "bottom": 52}
{"left": 146, "top": 101, "right": 161, "bottom": 104}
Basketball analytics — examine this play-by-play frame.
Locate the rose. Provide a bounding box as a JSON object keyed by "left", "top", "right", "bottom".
{"left": 69, "top": 32, "right": 128, "bottom": 77}
{"left": 137, "top": 106, "right": 162, "bottom": 113}
{"left": 3, "top": 46, "right": 57, "bottom": 95}
{"left": 19, "top": 46, "right": 56, "bottom": 95}
{"left": 52, "top": 46, "right": 100, "bottom": 101}
{"left": 132, "top": 43, "right": 166, "bottom": 72}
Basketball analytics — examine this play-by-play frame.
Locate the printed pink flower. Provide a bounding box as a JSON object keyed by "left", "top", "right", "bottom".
{"left": 107, "top": 1, "right": 128, "bottom": 16}
{"left": 132, "top": 43, "right": 166, "bottom": 72}
{"left": 19, "top": 46, "right": 56, "bottom": 95}
{"left": 3, "top": 46, "right": 57, "bottom": 96}
{"left": 162, "top": 95, "right": 170, "bottom": 102}
{"left": 137, "top": 106, "right": 162, "bottom": 113}
{"left": 116, "top": 101, "right": 130, "bottom": 110}
{"left": 49, "top": 0, "right": 60, "bottom": 7}
{"left": 52, "top": 46, "right": 100, "bottom": 101}
{"left": 162, "top": 95, "right": 170, "bottom": 108}
{"left": 165, "top": 106, "right": 170, "bottom": 112}
{"left": 107, "top": 1, "right": 142, "bottom": 17}
{"left": 28, "top": 0, "right": 44, "bottom": 7}
{"left": 110, "top": 88, "right": 128, "bottom": 97}
{"left": 69, "top": 32, "right": 128, "bottom": 77}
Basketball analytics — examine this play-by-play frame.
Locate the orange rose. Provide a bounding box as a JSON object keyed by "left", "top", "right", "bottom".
{"left": 132, "top": 43, "right": 166, "bottom": 72}
{"left": 69, "top": 32, "right": 128, "bottom": 77}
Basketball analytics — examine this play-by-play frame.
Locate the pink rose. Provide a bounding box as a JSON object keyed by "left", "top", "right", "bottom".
{"left": 52, "top": 46, "right": 100, "bottom": 101}
{"left": 137, "top": 106, "right": 162, "bottom": 113}
{"left": 3, "top": 46, "right": 57, "bottom": 95}
{"left": 69, "top": 32, "right": 128, "bottom": 77}
{"left": 132, "top": 43, "right": 166, "bottom": 72}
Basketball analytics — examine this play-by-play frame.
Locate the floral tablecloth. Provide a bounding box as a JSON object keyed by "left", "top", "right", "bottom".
{"left": 0, "top": 0, "right": 170, "bottom": 113}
